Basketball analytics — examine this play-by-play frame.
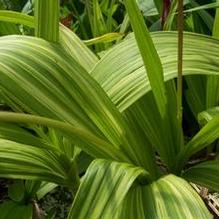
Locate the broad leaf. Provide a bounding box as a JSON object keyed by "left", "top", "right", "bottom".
{"left": 36, "top": 182, "right": 57, "bottom": 200}
{"left": 0, "top": 10, "right": 34, "bottom": 28}
{"left": 183, "top": 160, "right": 219, "bottom": 193}
{"left": 0, "top": 35, "right": 134, "bottom": 163}
{"left": 0, "top": 139, "right": 76, "bottom": 186}
{"left": 59, "top": 24, "right": 99, "bottom": 72}
{"left": 120, "top": 174, "right": 211, "bottom": 218}
{"left": 0, "top": 201, "right": 32, "bottom": 219}
{"left": 35, "top": 0, "right": 59, "bottom": 42}
{"left": 68, "top": 159, "right": 149, "bottom": 219}
{"left": 177, "top": 112, "right": 219, "bottom": 170}
{"left": 124, "top": 0, "right": 167, "bottom": 118}
{"left": 91, "top": 32, "right": 219, "bottom": 112}
{"left": 0, "top": 123, "right": 57, "bottom": 151}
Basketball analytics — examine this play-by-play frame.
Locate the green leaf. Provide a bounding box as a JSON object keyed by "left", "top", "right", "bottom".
{"left": 198, "top": 106, "right": 219, "bottom": 126}
{"left": 0, "top": 10, "right": 34, "bottom": 28}
{"left": 0, "top": 22, "right": 20, "bottom": 36}
{"left": 136, "top": 0, "right": 158, "bottom": 17}
{"left": 0, "top": 112, "right": 127, "bottom": 162}
{"left": 91, "top": 32, "right": 219, "bottom": 112}
{"left": 0, "top": 201, "right": 32, "bottom": 219}
{"left": 59, "top": 24, "right": 99, "bottom": 72}
{"left": 183, "top": 160, "right": 219, "bottom": 193}
{"left": 189, "top": 0, "right": 214, "bottom": 32}
{"left": 185, "top": 76, "right": 206, "bottom": 117}
{"left": 177, "top": 112, "right": 219, "bottom": 170}
{"left": 213, "top": 2, "right": 219, "bottom": 39}
{"left": 206, "top": 1, "right": 219, "bottom": 109}
{"left": 0, "top": 139, "right": 75, "bottom": 186}
{"left": 0, "top": 123, "right": 57, "bottom": 151}
{"left": 184, "top": 2, "right": 219, "bottom": 13}
{"left": 0, "top": 33, "right": 160, "bottom": 169}
{"left": 124, "top": 0, "right": 167, "bottom": 118}
{"left": 0, "top": 35, "right": 132, "bottom": 162}
{"left": 36, "top": 182, "right": 57, "bottom": 200}
{"left": 68, "top": 159, "right": 149, "bottom": 219}
{"left": 25, "top": 180, "right": 42, "bottom": 200}
{"left": 8, "top": 180, "right": 25, "bottom": 202}
{"left": 120, "top": 174, "right": 211, "bottom": 219}
{"left": 83, "top": 32, "right": 124, "bottom": 46}
{"left": 35, "top": 0, "right": 59, "bottom": 42}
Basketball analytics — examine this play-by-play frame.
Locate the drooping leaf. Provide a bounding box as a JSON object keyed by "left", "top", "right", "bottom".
{"left": 0, "top": 10, "right": 34, "bottom": 28}
{"left": 0, "top": 201, "right": 32, "bottom": 219}
{"left": 68, "top": 159, "right": 149, "bottom": 219}
{"left": 91, "top": 32, "right": 219, "bottom": 112}
{"left": 0, "top": 35, "right": 133, "bottom": 163}
{"left": 36, "top": 182, "right": 57, "bottom": 200}
{"left": 177, "top": 112, "right": 219, "bottom": 170}
{"left": 124, "top": 0, "right": 167, "bottom": 118}
{"left": 0, "top": 123, "right": 57, "bottom": 151}
{"left": 183, "top": 160, "right": 219, "bottom": 193}
{"left": 206, "top": 1, "right": 219, "bottom": 109}
{"left": 198, "top": 106, "right": 219, "bottom": 126}
{"left": 8, "top": 180, "right": 25, "bottom": 202}
{"left": 0, "top": 139, "right": 76, "bottom": 186}
{"left": 120, "top": 174, "right": 211, "bottom": 219}
{"left": 184, "top": 2, "right": 219, "bottom": 13}
{"left": 83, "top": 32, "right": 124, "bottom": 46}
{"left": 59, "top": 24, "right": 99, "bottom": 72}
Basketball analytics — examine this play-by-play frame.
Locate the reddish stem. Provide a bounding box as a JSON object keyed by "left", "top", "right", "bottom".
{"left": 161, "top": 0, "right": 171, "bottom": 28}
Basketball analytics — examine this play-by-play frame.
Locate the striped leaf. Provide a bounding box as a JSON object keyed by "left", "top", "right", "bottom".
{"left": 0, "top": 10, "right": 34, "bottom": 28}
{"left": 120, "top": 174, "right": 211, "bottom": 219}
{"left": 198, "top": 106, "right": 219, "bottom": 126}
{"left": 59, "top": 24, "right": 99, "bottom": 72}
{"left": 124, "top": 0, "right": 167, "bottom": 118}
{"left": 183, "top": 160, "right": 219, "bottom": 193}
{"left": 177, "top": 112, "right": 219, "bottom": 170}
{"left": 0, "top": 11, "right": 98, "bottom": 72}
{"left": 0, "top": 139, "right": 74, "bottom": 186}
{"left": 206, "top": 0, "right": 219, "bottom": 109}
{"left": 68, "top": 159, "right": 149, "bottom": 219}
{"left": 0, "top": 123, "right": 57, "bottom": 151}
{"left": 34, "top": 0, "right": 59, "bottom": 42}
{"left": 0, "top": 112, "right": 126, "bottom": 162}
{"left": 0, "top": 35, "right": 133, "bottom": 162}
{"left": 0, "top": 201, "right": 32, "bottom": 219}
{"left": 91, "top": 32, "right": 219, "bottom": 112}
{"left": 0, "top": 33, "right": 160, "bottom": 170}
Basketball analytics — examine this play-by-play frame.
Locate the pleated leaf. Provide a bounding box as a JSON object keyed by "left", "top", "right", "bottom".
{"left": 206, "top": 1, "right": 219, "bottom": 109}
{"left": 0, "top": 201, "right": 32, "bottom": 219}
{"left": 0, "top": 10, "right": 34, "bottom": 28}
{"left": 91, "top": 32, "right": 219, "bottom": 112}
{"left": 124, "top": 0, "right": 167, "bottom": 118}
{"left": 0, "top": 139, "right": 74, "bottom": 185}
{"left": 0, "top": 11, "right": 98, "bottom": 72}
{"left": 183, "top": 160, "right": 219, "bottom": 193}
{"left": 0, "top": 123, "right": 57, "bottom": 151}
{"left": 59, "top": 24, "right": 99, "bottom": 72}
{"left": 120, "top": 174, "right": 211, "bottom": 219}
{"left": 0, "top": 35, "right": 136, "bottom": 163}
{"left": 68, "top": 159, "right": 149, "bottom": 219}
{"left": 177, "top": 112, "right": 219, "bottom": 170}
{"left": 34, "top": 0, "right": 59, "bottom": 42}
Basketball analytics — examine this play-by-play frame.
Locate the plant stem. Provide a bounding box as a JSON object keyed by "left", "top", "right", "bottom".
{"left": 177, "top": 0, "right": 183, "bottom": 126}
{"left": 0, "top": 112, "right": 111, "bottom": 151}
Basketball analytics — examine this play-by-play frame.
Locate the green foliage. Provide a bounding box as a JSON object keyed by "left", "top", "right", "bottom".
{"left": 0, "top": 0, "right": 218, "bottom": 218}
